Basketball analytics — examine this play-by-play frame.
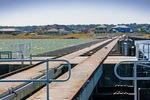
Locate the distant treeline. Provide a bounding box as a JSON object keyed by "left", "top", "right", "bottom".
{"left": 0, "top": 23, "right": 150, "bottom": 32}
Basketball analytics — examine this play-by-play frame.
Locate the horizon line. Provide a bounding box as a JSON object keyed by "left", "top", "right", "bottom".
{"left": 0, "top": 23, "right": 150, "bottom": 27}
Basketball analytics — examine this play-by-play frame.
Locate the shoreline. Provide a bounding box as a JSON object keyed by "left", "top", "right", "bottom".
{"left": 0, "top": 34, "right": 105, "bottom": 39}
{"left": 0, "top": 35, "right": 84, "bottom": 39}
{"left": 1, "top": 34, "right": 149, "bottom": 39}
{"left": 131, "top": 34, "right": 150, "bottom": 39}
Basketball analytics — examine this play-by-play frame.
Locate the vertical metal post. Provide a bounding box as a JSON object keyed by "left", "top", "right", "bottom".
{"left": 142, "top": 44, "right": 144, "bottom": 60}
{"left": 19, "top": 44, "right": 21, "bottom": 59}
{"left": 136, "top": 43, "right": 139, "bottom": 60}
{"left": 142, "top": 51, "right": 145, "bottom": 61}
{"left": 11, "top": 44, "right": 13, "bottom": 59}
{"left": 134, "top": 62, "right": 137, "bottom": 100}
{"left": 30, "top": 54, "right": 32, "bottom": 65}
{"left": 29, "top": 43, "right": 31, "bottom": 58}
{"left": 8, "top": 53, "right": 9, "bottom": 59}
{"left": 46, "top": 59, "right": 49, "bottom": 100}
{"left": 16, "top": 44, "right": 17, "bottom": 59}
{"left": 26, "top": 43, "right": 28, "bottom": 57}
{"left": 21, "top": 54, "right": 24, "bottom": 68}
{"left": 138, "top": 88, "right": 140, "bottom": 100}
{"left": 148, "top": 44, "right": 149, "bottom": 60}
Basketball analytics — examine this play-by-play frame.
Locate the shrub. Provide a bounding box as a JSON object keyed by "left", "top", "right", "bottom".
{"left": 2, "top": 32, "right": 5, "bottom": 35}
{"left": 25, "top": 33, "right": 30, "bottom": 36}
{"left": 11, "top": 32, "right": 17, "bottom": 36}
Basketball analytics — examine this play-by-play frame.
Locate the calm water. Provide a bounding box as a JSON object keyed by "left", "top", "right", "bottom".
{"left": 0, "top": 39, "right": 97, "bottom": 55}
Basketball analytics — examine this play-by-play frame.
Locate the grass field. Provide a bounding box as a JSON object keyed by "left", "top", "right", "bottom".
{"left": 0, "top": 33, "right": 124, "bottom": 39}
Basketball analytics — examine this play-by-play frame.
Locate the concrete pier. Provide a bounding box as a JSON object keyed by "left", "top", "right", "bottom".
{"left": 0, "top": 36, "right": 143, "bottom": 100}
{"left": 0, "top": 38, "right": 115, "bottom": 100}
{"left": 104, "top": 56, "right": 137, "bottom": 64}
{"left": 27, "top": 38, "right": 118, "bottom": 100}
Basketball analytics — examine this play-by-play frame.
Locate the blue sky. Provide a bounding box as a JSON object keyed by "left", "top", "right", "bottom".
{"left": 0, "top": 0, "right": 150, "bottom": 26}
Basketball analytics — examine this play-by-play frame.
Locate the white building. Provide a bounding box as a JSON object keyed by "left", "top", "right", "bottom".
{"left": 47, "top": 28, "right": 70, "bottom": 35}
{"left": 0, "top": 28, "right": 22, "bottom": 34}
{"left": 94, "top": 25, "right": 108, "bottom": 34}
{"left": 47, "top": 29, "right": 58, "bottom": 34}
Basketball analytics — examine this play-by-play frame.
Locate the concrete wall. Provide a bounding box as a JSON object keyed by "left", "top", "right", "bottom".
{"left": 0, "top": 64, "right": 69, "bottom": 100}
{"left": 0, "top": 64, "right": 29, "bottom": 75}
{"left": 100, "top": 64, "right": 133, "bottom": 87}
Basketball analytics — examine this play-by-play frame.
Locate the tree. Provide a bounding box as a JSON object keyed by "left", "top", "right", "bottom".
{"left": 11, "top": 32, "right": 17, "bottom": 36}
{"left": 25, "top": 33, "right": 30, "bottom": 36}
{"left": 137, "top": 30, "right": 149, "bottom": 34}
{"left": 2, "top": 32, "right": 5, "bottom": 35}
{"left": 35, "top": 29, "right": 41, "bottom": 35}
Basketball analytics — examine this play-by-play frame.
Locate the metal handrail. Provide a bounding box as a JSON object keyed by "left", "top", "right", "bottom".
{"left": 136, "top": 43, "right": 150, "bottom": 61}
{"left": 11, "top": 43, "right": 31, "bottom": 59}
{"left": 114, "top": 61, "right": 150, "bottom": 100}
{"left": 0, "top": 59, "right": 71, "bottom": 100}
{"left": 143, "top": 43, "right": 150, "bottom": 60}
{"left": 143, "top": 43, "right": 150, "bottom": 53}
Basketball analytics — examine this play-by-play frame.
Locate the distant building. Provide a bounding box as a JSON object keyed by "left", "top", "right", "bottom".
{"left": 40, "top": 25, "right": 72, "bottom": 32}
{"left": 0, "top": 28, "right": 22, "bottom": 34}
{"left": 72, "top": 30, "right": 82, "bottom": 34}
{"left": 47, "top": 28, "right": 59, "bottom": 34}
{"left": 58, "top": 29, "right": 71, "bottom": 35}
{"left": 94, "top": 25, "right": 108, "bottom": 34}
{"left": 141, "top": 26, "right": 148, "bottom": 30}
{"left": 46, "top": 28, "right": 70, "bottom": 35}
{"left": 141, "top": 26, "right": 150, "bottom": 33}
{"left": 54, "top": 25, "right": 72, "bottom": 31}
{"left": 79, "top": 29, "right": 93, "bottom": 34}
{"left": 111, "top": 25, "right": 131, "bottom": 33}
{"left": 40, "top": 25, "right": 71, "bottom": 35}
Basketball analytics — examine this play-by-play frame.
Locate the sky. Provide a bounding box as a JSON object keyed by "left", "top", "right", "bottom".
{"left": 0, "top": 0, "right": 150, "bottom": 26}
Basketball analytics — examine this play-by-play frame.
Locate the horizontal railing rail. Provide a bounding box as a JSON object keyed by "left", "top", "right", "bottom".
{"left": 0, "top": 59, "right": 71, "bottom": 100}
{"left": 114, "top": 61, "right": 150, "bottom": 100}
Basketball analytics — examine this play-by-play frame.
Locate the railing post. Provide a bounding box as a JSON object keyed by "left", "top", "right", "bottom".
{"left": 136, "top": 43, "right": 139, "bottom": 60}
{"left": 114, "top": 61, "right": 150, "bottom": 100}
{"left": 16, "top": 44, "right": 17, "bottom": 59}
{"left": 21, "top": 53, "right": 24, "bottom": 68}
{"left": 46, "top": 59, "right": 50, "bottom": 100}
{"left": 148, "top": 44, "right": 149, "bottom": 60}
{"left": 134, "top": 62, "right": 137, "bottom": 100}
{"left": 26, "top": 43, "right": 28, "bottom": 57}
{"left": 11, "top": 44, "right": 13, "bottom": 59}
{"left": 30, "top": 54, "right": 32, "bottom": 65}
{"left": 0, "top": 59, "right": 71, "bottom": 100}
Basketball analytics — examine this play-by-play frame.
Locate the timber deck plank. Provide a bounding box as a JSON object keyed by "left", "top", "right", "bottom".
{"left": 0, "top": 39, "right": 112, "bottom": 97}
{"left": 27, "top": 38, "right": 118, "bottom": 100}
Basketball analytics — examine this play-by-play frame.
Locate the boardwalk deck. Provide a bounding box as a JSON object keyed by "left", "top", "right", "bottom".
{"left": 0, "top": 39, "right": 113, "bottom": 99}
{"left": 0, "top": 57, "right": 54, "bottom": 65}
{"left": 27, "top": 38, "right": 118, "bottom": 100}
{"left": 104, "top": 56, "right": 138, "bottom": 64}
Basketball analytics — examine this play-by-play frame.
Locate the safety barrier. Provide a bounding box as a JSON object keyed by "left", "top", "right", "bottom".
{"left": 136, "top": 43, "right": 150, "bottom": 61}
{"left": 114, "top": 61, "right": 150, "bottom": 100}
{"left": 0, "top": 59, "right": 71, "bottom": 100}
{"left": 11, "top": 43, "right": 31, "bottom": 59}
{"left": 143, "top": 43, "right": 150, "bottom": 59}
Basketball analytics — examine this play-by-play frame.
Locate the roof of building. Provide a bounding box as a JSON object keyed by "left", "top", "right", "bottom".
{"left": 112, "top": 25, "right": 130, "bottom": 28}
{"left": 141, "top": 26, "right": 148, "bottom": 29}
{"left": 40, "top": 26, "right": 58, "bottom": 30}
{"left": 47, "top": 29, "right": 58, "bottom": 32}
{"left": 96, "top": 25, "right": 107, "bottom": 28}
{"left": 0, "top": 28, "right": 22, "bottom": 32}
{"left": 58, "top": 29, "right": 67, "bottom": 32}
{"left": 112, "top": 29, "right": 117, "bottom": 31}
